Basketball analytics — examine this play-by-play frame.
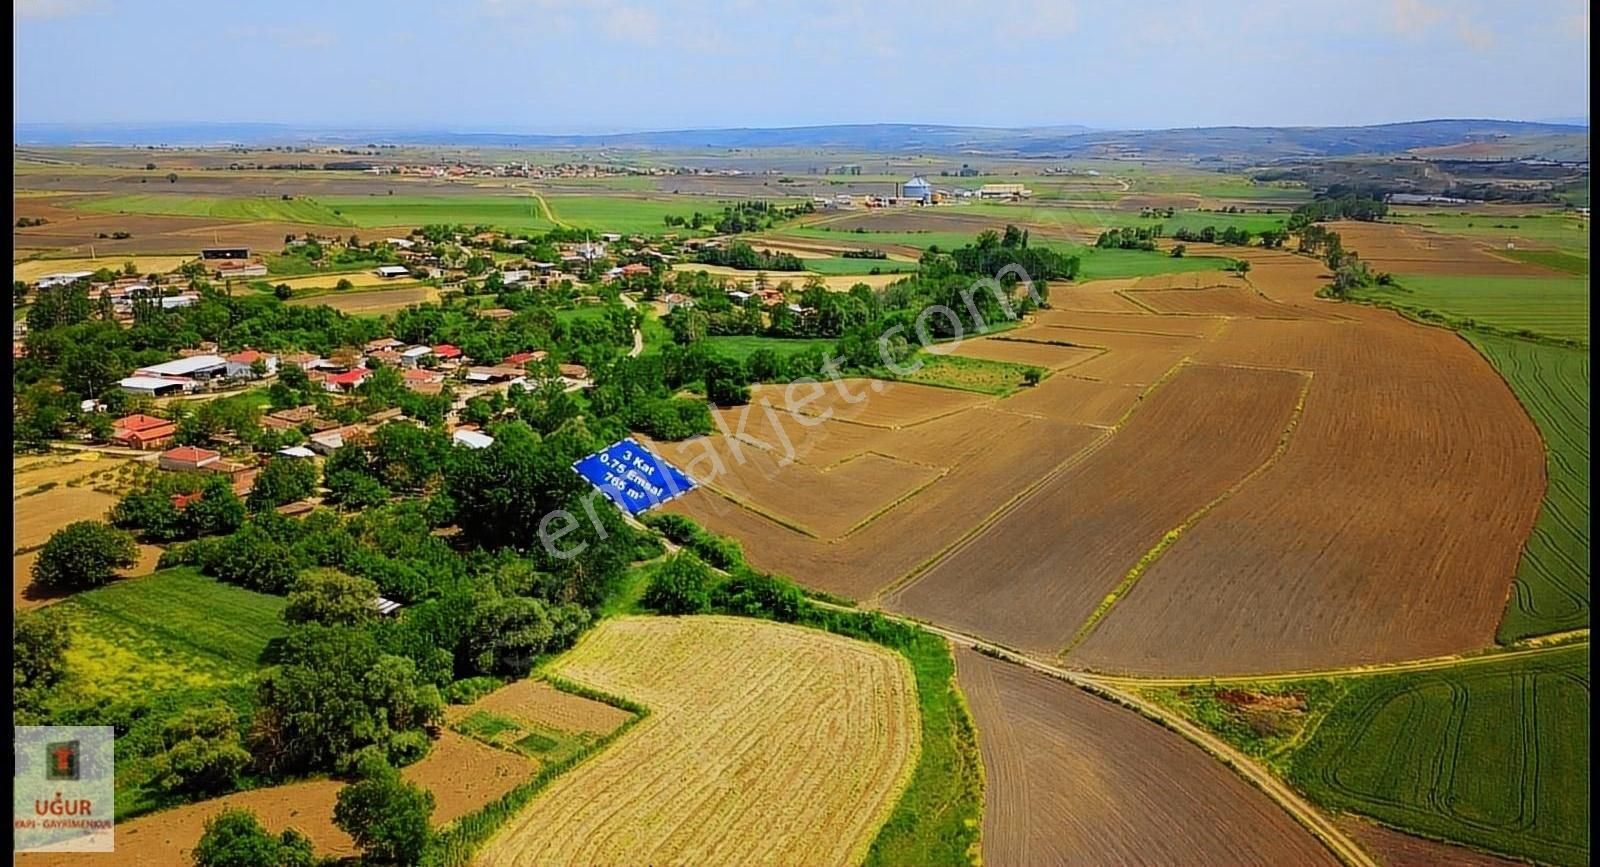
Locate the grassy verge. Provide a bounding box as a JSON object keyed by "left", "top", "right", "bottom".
{"left": 890, "top": 352, "right": 1043, "bottom": 396}
{"left": 25, "top": 568, "right": 288, "bottom": 818}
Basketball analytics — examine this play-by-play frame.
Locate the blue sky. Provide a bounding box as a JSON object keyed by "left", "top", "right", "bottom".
{"left": 13, "top": 0, "right": 1590, "bottom": 131}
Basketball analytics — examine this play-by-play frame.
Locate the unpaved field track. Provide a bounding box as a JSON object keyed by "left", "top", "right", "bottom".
{"left": 955, "top": 647, "right": 1341, "bottom": 867}
{"left": 477, "top": 616, "right": 919, "bottom": 867}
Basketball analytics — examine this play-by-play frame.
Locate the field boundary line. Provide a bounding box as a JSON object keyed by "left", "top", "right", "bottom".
{"left": 1057, "top": 369, "right": 1314, "bottom": 659}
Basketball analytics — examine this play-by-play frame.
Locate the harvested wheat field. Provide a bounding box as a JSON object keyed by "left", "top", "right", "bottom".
{"left": 885, "top": 363, "right": 1307, "bottom": 655}
{"left": 477, "top": 616, "right": 919, "bottom": 867}
{"left": 15, "top": 732, "right": 534, "bottom": 867}
{"left": 288, "top": 284, "right": 439, "bottom": 314}
{"left": 955, "top": 648, "right": 1339, "bottom": 866}
{"left": 13, "top": 254, "right": 193, "bottom": 281}
{"left": 1068, "top": 256, "right": 1546, "bottom": 675}
{"left": 13, "top": 487, "right": 120, "bottom": 550}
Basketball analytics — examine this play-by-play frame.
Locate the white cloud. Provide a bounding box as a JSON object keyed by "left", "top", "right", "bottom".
{"left": 14, "top": 0, "right": 98, "bottom": 19}
{"left": 994, "top": 0, "right": 1077, "bottom": 40}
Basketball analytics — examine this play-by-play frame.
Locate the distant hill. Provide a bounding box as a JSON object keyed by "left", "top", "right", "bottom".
{"left": 12, "top": 119, "right": 1587, "bottom": 163}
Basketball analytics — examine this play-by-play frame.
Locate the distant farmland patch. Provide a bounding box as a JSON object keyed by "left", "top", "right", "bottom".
{"left": 318, "top": 195, "right": 554, "bottom": 231}
{"left": 72, "top": 194, "right": 352, "bottom": 225}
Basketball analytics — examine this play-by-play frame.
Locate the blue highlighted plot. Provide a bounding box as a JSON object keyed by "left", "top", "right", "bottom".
{"left": 572, "top": 437, "right": 697, "bottom": 516}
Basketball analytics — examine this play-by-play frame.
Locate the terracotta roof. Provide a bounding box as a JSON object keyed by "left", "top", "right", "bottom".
{"left": 502, "top": 350, "right": 548, "bottom": 366}
{"left": 432, "top": 344, "right": 462, "bottom": 358}
{"left": 559, "top": 363, "right": 589, "bottom": 378}
{"left": 326, "top": 369, "right": 370, "bottom": 386}
{"left": 116, "top": 414, "right": 170, "bottom": 432}
{"left": 161, "top": 446, "right": 220, "bottom": 464}
{"left": 226, "top": 350, "right": 271, "bottom": 364}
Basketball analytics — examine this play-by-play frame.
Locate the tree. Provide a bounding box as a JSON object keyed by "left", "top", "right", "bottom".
{"left": 1170, "top": 244, "right": 1186, "bottom": 258}
{"left": 273, "top": 284, "right": 293, "bottom": 301}
{"left": 191, "top": 808, "right": 315, "bottom": 867}
{"left": 643, "top": 552, "right": 714, "bottom": 615}
{"left": 335, "top": 278, "right": 354, "bottom": 291}
{"left": 252, "top": 625, "right": 442, "bottom": 774}
{"left": 186, "top": 475, "right": 248, "bottom": 538}
{"left": 13, "top": 612, "right": 70, "bottom": 715}
{"left": 151, "top": 704, "right": 252, "bottom": 796}
{"left": 1022, "top": 367, "right": 1043, "bottom": 387}
{"left": 1232, "top": 259, "right": 1252, "bottom": 276}
{"left": 333, "top": 762, "right": 435, "bottom": 865}
{"left": 285, "top": 569, "right": 377, "bottom": 627}
{"left": 32, "top": 521, "right": 137, "bottom": 591}
{"left": 248, "top": 458, "right": 318, "bottom": 512}
{"left": 167, "top": 172, "right": 179, "bottom": 184}
{"left": 466, "top": 595, "right": 590, "bottom": 676}
{"left": 702, "top": 355, "right": 748, "bottom": 406}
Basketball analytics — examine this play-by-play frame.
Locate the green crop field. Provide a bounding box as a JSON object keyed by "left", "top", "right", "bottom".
{"left": 543, "top": 195, "right": 741, "bottom": 234}
{"left": 320, "top": 195, "right": 555, "bottom": 231}
{"left": 1352, "top": 274, "right": 1591, "bottom": 344}
{"left": 1289, "top": 646, "right": 1591, "bottom": 866}
{"left": 1468, "top": 335, "right": 1592, "bottom": 641}
{"left": 959, "top": 203, "right": 1289, "bottom": 234}
{"left": 29, "top": 568, "right": 288, "bottom": 817}
{"left": 73, "top": 193, "right": 352, "bottom": 225}
{"left": 701, "top": 335, "right": 837, "bottom": 362}
{"left": 1391, "top": 210, "right": 1590, "bottom": 255}
{"left": 893, "top": 352, "right": 1041, "bottom": 396}
{"left": 800, "top": 257, "right": 919, "bottom": 275}
{"left": 1066, "top": 247, "right": 1237, "bottom": 280}
{"left": 1502, "top": 248, "right": 1591, "bottom": 276}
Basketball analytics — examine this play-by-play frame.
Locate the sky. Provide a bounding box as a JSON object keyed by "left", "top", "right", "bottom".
{"left": 12, "top": 0, "right": 1591, "bottom": 132}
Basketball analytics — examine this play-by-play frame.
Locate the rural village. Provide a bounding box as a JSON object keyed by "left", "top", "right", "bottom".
{"left": 10, "top": 6, "right": 1592, "bottom": 867}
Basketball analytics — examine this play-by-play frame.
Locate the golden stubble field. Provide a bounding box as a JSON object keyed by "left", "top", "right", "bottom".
{"left": 477, "top": 616, "right": 921, "bottom": 867}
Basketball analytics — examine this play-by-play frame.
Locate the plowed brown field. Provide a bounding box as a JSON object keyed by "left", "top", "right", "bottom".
{"left": 477, "top": 616, "right": 919, "bottom": 867}
{"left": 885, "top": 363, "right": 1306, "bottom": 654}
{"left": 947, "top": 336, "right": 1102, "bottom": 369}
{"left": 1336, "top": 817, "right": 1522, "bottom": 867}
{"left": 667, "top": 245, "right": 1540, "bottom": 676}
{"left": 1068, "top": 258, "right": 1544, "bottom": 675}
{"left": 1325, "top": 220, "right": 1548, "bottom": 276}
{"left": 955, "top": 648, "right": 1341, "bottom": 866}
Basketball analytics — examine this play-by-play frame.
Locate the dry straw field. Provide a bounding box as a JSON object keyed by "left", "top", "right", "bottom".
{"left": 478, "top": 616, "right": 920, "bottom": 866}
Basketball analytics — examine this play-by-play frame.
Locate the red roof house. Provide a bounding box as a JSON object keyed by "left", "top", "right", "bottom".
{"left": 112, "top": 414, "right": 178, "bottom": 449}
{"left": 159, "top": 446, "right": 221, "bottom": 472}
{"left": 432, "top": 344, "right": 463, "bottom": 360}
{"left": 323, "top": 369, "right": 371, "bottom": 392}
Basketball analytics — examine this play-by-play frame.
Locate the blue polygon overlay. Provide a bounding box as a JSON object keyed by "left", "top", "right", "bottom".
{"left": 572, "top": 437, "right": 696, "bottom": 515}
